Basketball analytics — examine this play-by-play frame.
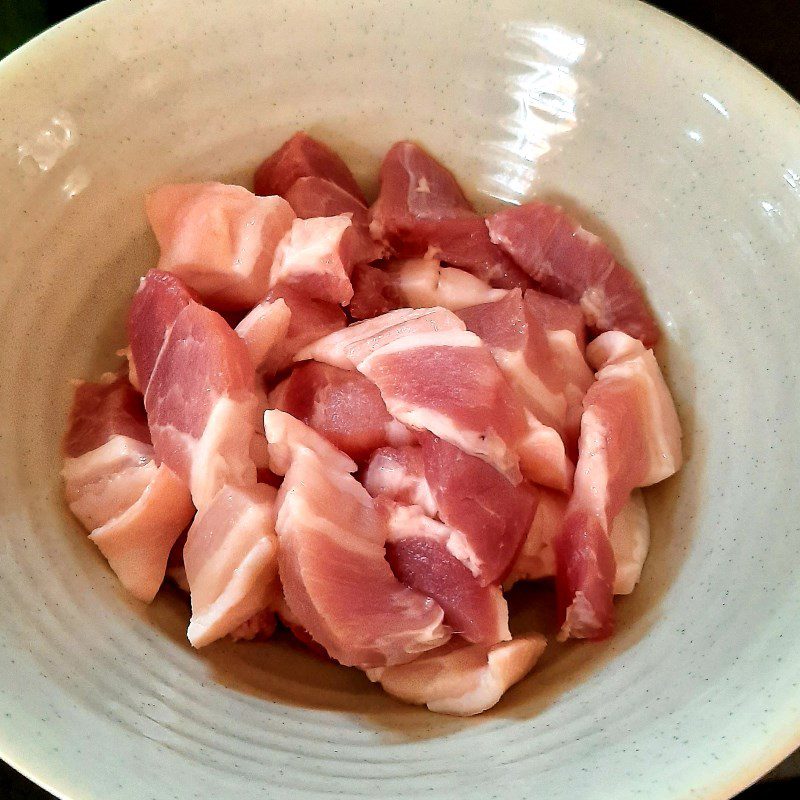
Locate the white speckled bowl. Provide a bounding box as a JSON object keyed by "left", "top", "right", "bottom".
{"left": 1, "top": 1, "right": 799, "bottom": 798}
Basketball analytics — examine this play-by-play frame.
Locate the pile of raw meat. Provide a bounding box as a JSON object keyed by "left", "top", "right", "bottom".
{"left": 62, "top": 133, "right": 682, "bottom": 716}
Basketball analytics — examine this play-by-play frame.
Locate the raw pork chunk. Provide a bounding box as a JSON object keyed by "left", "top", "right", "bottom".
{"left": 184, "top": 483, "right": 279, "bottom": 647}
{"left": 144, "top": 302, "right": 259, "bottom": 510}
{"left": 369, "top": 142, "right": 531, "bottom": 288}
{"left": 274, "top": 447, "right": 450, "bottom": 668}
{"left": 487, "top": 202, "right": 659, "bottom": 345}
{"left": 367, "top": 635, "right": 546, "bottom": 716}
{"left": 556, "top": 332, "right": 681, "bottom": 640}
{"left": 62, "top": 375, "right": 193, "bottom": 601}
{"left": 254, "top": 131, "right": 366, "bottom": 202}
{"left": 146, "top": 182, "right": 295, "bottom": 309}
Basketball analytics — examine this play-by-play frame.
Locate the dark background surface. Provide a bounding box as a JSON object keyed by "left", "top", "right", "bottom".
{"left": 0, "top": 0, "right": 798, "bottom": 798}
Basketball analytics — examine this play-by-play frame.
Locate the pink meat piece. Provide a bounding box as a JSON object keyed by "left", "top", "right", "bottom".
{"left": 349, "top": 263, "right": 407, "bottom": 320}
{"left": 505, "top": 489, "right": 651, "bottom": 596}
{"left": 285, "top": 176, "right": 369, "bottom": 221}
{"left": 62, "top": 374, "right": 194, "bottom": 601}
{"left": 284, "top": 176, "right": 383, "bottom": 264}
{"left": 556, "top": 332, "right": 681, "bottom": 640}
{"left": 419, "top": 434, "right": 538, "bottom": 586}
{"left": 62, "top": 436, "right": 159, "bottom": 531}
{"left": 524, "top": 289, "right": 593, "bottom": 449}
{"left": 458, "top": 289, "right": 570, "bottom": 437}
{"left": 144, "top": 302, "right": 259, "bottom": 511}
{"left": 366, "top": 634, "right": 547, "bottom": 716}
{"left": 503, "top": 487, "right": 566, "bottom": 587}
{"left": 63, "top": 374, "right": 150, "bottom": 458}
{"left": 516, "top": 413, "right": 575, "bottom": 493}
{"left": 349, "top": 259, "right": 507, "bottom": 320}
{"left": 255, "top": 284, "right": 346, "bottom": 378}
{"left": 146, "top": 182, "right": 295, "bottom": 310}
{"left": 524, "top": 288, "right": 587, "bottom": 351}
{"left": 234, "top": 297, "right": 292, "bottom": 371}
{"left": 487, "top": 201, "right": 660, "bottom": 346}
{"left": 274, "top": 447, "right": 451, "bottom": 668}
{"left": 269, "top": 215, "right": 356, "bottom": 305}
{"left": 254, "top": 131, "right": 366, "bottom": 203}
{"left": 127, "top": 270, "right": 200, "bottom": 393}
{"left": 369, "top": 142, "right": 531, "bottom": 289}
{"left": 262, "top": 409, "right": 357, "bottom": 476}
{"left": 362, "top": 445, "right": 437, "bottom": 516}
{"left": 88, "top": 464, "right": 194, "bottom": 602}
{"left": 269, "top": 361, "right": 396, "bottom": 461}
{"left": 295, "top": 305, "right": 466, "bottom": 370}
{"left": 184, "top": 483, "right": 279, "bottom": 647}
{"left": 381, "top": 500, "right": 510, "bottom": 646}
{"left": 357, "top": 329, "right": 529, "bottom": 482}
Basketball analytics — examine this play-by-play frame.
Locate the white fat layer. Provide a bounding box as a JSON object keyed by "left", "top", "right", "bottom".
{"left": 373, "top": 404, "right": 520, "bottom": 484}
{"left": 391, "top": 260, "right": 507, "bottom": 311}
{"left": 492, "top": 347, "right": 567, "bottom": 428}
{"left": 571, "top": 406, "right": 608, "bottom": 519}
{"left": 235, "top": 298, "right": 291, "bottom": 370}
{"left": 588, "top": 332, "right": 682, "bottom": 484}
{"left": 609, "top": 489, "right": 650, "bottom": 595}
{"left": 367, "top": 635, "right": 546, "bottom": 716}
{"left": 557, "top": 590, "right": 601, "bottom": 642}
{"left": 190, "top": 396, "right": 258, "bottom": 512}
{"left": 294, "top": 306, "right": 465, "bottom": 369}
{"left": 188, "top": 536, "right": 278, "bottom": 648}
{"left": 61, "top": 435, "right": 153, "bottom": 485}
{"left": 263, "top": 409, "right": 356, "bottom": 476}
{"left": 358, "top": 328, "right": 483, "bottom": 362}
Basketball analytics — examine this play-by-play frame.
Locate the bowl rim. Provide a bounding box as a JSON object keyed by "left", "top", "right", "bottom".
{"left": 1, "top": 1, "right": 799, "bottom": 798}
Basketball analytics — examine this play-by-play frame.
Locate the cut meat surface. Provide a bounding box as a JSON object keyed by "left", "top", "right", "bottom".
{"left": 88, "top": 464, "right": 194, "bottom": 602}
{"left": 382, "top": 500, "right": 511, "bottom": 645}
{"left": 358, "top": 329, "right": 528, "bottom": 482}
{"left": 63, "top": 436, "right": 158, "bottom": 531}
{"left": 504, "top": 488, "right": 649, "bottom": 594}
{"left": 145, "top": 302, "right": 258, "bottom": 511}
{"left": 270, "top": 361, "right": 396, "bottom": 461}
{"left": 367, "top": 634, "right": 546, "bottom": 716}
{"left": 458, "top": 289, "right": 569, "bottom": 436}
{"left": 362, "top": 446, "right": 437, "bottom": 516}
{"left": 127, "top": 270, "right": 200, "bottom": 393}
{"left": 146, "top": 182, "right": 295, "bottom": 310}
{"left": 285, "top": 176, "right": 369, "bottom": 220}
{"left": 262, "top": 409, "right": 357, "bottom": 476}
{"left": 524, "top": 288, "right": 587, "bottom": 351}
{"left": 62, "top": 375, "right": 194, "bottom": 602}
{"left": 487, "top": 201, "right": 659, "bottom": 345}
{"left": 419, "top": 434, "right": 537, "bottom": 585}
{"left": 249, "top": 285, "right": 346, "bottom": 378}
{"left": 64, "top": 374, "right": 150, "bottom": 458}
{"left": 235, "top": 298, "right": 292, "bottom": 371}
{"left": 350, "top": 259, "right": 507, "bottom": 320}
{"left": 369, "top": 141, "right": 531, "bottom": 289}
{"left": 269, "top": 215, "right": 357, "bottom": 305}
{"left": 284, "top": 176, "right": 383, "bottom": 265}
{"left": 516, "top": 412, "right": 575, "bottom": 492}
{"left": 275, "top": 447, "right": 450, "bottom": 668}
{"left": 609, "top": 490, "right": 650, "bottom": 595}
{"left": 504, "top": 488, "right": 567, "bottom": 586}
{"left": 525, "top": 289, "right": 593, "bottom": 449}
{"left": 184, "top": 483, "right": 279, "bottom": 647}
{"left": 295, "top": 306, "right": 465, "bottom": 370}
{"left": 254, "top": 131, "right": 366, "bottom": 203}
{"left": 556, "top": 332, "right": 681, "bottom": 640}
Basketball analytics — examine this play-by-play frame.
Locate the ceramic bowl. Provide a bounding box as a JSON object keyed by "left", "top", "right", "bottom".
{"left": 1, "top": 1, "right": 799, "bottom": 798}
